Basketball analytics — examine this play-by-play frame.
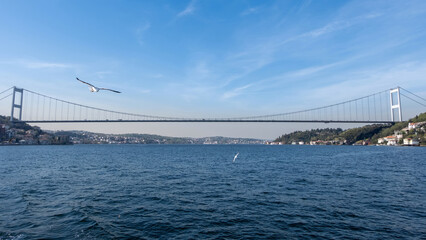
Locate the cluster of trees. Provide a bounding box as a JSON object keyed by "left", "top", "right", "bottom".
{"left": 0, "top": 115, "right": 43, "bottom": 135}
{"left": 274, "top": 128, "right": 343, "bottom": 144}
{"left": 340, "top": 124, "right": 389, "bottom": 144}
{"left": 1, "top": 115, "right": 42, "bottom": 143}
{"left": 0, "top": 115, "right": 34, "bottom": 131}
{"left": 274, "top": 112, "right": 426, "bottom": 145}
{"left": 0, "top": 115, "right": 71, "bottom": 145}
{"left": 372, "top": 113, "right": 426, "bottom": 144}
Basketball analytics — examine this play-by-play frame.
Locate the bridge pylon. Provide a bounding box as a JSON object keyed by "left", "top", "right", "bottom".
{"left": 11, "top": 86, "right": 24, "bottom": 123}
{"left": 390, "top": 87, "right": 402, "bottom": 122}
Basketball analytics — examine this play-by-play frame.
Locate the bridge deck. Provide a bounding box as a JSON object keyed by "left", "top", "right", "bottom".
{"left": 21, "top": 120, "right": 396, "bottom": 123}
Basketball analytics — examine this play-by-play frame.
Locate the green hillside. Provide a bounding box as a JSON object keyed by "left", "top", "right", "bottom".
{"left": 274, "top": 112, "right": 426, "bottom": 146}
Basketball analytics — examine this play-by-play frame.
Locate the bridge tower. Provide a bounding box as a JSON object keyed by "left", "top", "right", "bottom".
{"left": 390, "top": 87, "right": 402, "bottom": 122}
{"left": 11, "top": 86, "right": 24, "bottom": 123}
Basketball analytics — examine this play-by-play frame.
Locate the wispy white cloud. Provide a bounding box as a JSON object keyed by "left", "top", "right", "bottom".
{"left": 29, "top": 62, "right": 71, "bottom": 69}
{"left": 288, "top": 63, "right": 339, "bottom": 77}
{"left": 302, "top": 61, "right": 426, "bottom": 105}
{"left": 241, "top": 7, "right": 258, "bottom": 16}
{"left": 169, "top": 7, "right": 383, "bottom": 101}
{"left": 184, "top": 19, "right": 353, "bottom": 100}
{"left": 179, "top": 86, "right": 210, "bottom": 101}
{"left": 218, "top": 48, "right": 401, "bottom": 102}
{"left": 222, "top": 44, "right": 276, "bottom": 88}
{"left": 362, "top": 12, "right": 383, "bottom": 19}
{"left": 285, "top": 59, "right": 354, "bottom": 78}
{"left": 157, "top": 58, "right": 222, "bottom": 102}
{"left": 136, "top": 22, "right": 151, "bottom": 45}
{"left": 191, "top": 61, "right": 211, "bottom": 81}
{"left": 0, "top": 59, "right": 74, "bottom": 69}
{"left": 214, "top": 60, "right": 426, "bottom": 116}
{"left": 177, "top": 0, "right": 196, "bottom": 17}
{"left": 304, "top": 13, "right": 382, "bottom": 38}
{"left": 236, "top": 61, "right": 343, "bottom": 94}
{"left": 221, "top": 83, "right": 254, "bottom": 100}
{"left": 221, "top": 11, "right": 384, "bottom": 89}
{"left": 306, "top": 21, "right": 347, "bottom": 38}
{"left": 298, "top": 13, "right": 382, "bottom": 42}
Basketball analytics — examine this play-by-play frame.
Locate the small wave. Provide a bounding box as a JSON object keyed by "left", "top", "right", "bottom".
{"left": 0, "top": 233, "right": 26, "bottom": 240}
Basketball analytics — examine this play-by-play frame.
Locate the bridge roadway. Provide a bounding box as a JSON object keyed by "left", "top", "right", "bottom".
{"left": 21, "top": 120, "right": 396, "bottom": 123}
{"left": 6, "top": 86, "right": 410, "bottom": 124}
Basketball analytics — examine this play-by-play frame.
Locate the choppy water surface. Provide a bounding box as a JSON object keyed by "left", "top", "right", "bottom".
{"left": 0, "top": 145, "right": 425, "bottom": 239}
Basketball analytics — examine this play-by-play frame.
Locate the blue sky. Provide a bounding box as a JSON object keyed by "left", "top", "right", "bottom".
{"left": 1, "top": 0, "right": 426, "bottom": 138}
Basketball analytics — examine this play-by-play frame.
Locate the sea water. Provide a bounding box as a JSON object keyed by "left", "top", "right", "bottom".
{"left": 0, "top": 145, "right": 425, "bottom": 239}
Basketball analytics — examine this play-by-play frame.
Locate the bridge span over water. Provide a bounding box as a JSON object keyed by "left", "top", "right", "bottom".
{"left": 1, "top": 86, "right": 425, "bottom": 124}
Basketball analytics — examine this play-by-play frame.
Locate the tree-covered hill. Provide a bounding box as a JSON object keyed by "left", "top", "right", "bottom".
{"left": 274, "top": 128, "right": 343, "bottom": 144}
{"left": 339, "top": 124, "right": 390, "bottom": 145}
{"left": 274, "top": 112, "right": 426, "bottom": 145}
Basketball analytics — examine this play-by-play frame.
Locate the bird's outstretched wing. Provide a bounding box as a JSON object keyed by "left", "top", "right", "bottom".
{"left": 233, "top": 152, "right": 239, "bottom": 162}
{"left": 99, "top": 88, "right": 121, "bottom": 93}
{"left": 76, "top": 77, "right": 95, "bottom": 87}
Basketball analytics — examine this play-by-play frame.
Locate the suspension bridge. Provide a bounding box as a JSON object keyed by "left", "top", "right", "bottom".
{"left": 0, "top": 86, "right": 425, "bottom": 124}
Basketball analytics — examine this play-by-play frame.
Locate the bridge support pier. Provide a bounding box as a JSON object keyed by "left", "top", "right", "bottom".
{"left": 11, "top": 86, "right": 24, "bottom": 123}
{"left": 390, "top": 87, "right": 402, "bottom": 122}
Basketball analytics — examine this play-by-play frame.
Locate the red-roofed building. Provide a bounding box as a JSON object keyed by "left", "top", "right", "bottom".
{"left": 384, "top": 136, "right": 397, "bottom": 145}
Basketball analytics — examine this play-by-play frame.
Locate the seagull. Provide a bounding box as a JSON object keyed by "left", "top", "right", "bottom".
{"left": 233, "top": 152, "right": 239, "bottom": 162}
{"left": 76, "top": 77, "right": 121, "bottom": 93}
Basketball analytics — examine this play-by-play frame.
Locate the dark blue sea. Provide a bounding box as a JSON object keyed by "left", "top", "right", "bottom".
{"left": 0, "top": 145, "right": 425, "bottom": 239}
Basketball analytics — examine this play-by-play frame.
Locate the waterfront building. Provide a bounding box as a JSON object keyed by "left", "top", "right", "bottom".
{"left": 408, "top": 122, "right": 426, "bottom": 130}
{"left": 403, "top": 138, "right": 420, "bottom": 146}
{"left": 384, "top": 136, "right": 397, "bottom": 146}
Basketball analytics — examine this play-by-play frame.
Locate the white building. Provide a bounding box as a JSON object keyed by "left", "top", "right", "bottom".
{"left": 408, "top": 122, "right": 426, "bottom": 130}
{"left": 384, "top": 136, "right": 397, "bottom": 146}
{"left": 408, "top": 123, "right": 418, "bottom": 130}
{"left": 403, "top": 138, "right": 420, "bottom": 146}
